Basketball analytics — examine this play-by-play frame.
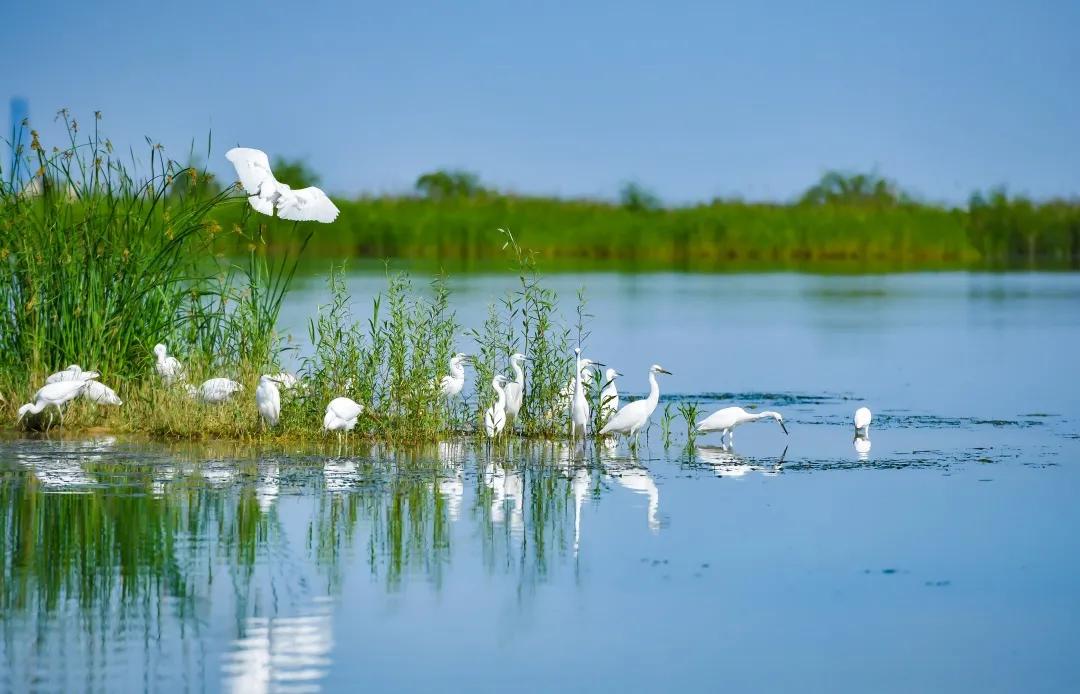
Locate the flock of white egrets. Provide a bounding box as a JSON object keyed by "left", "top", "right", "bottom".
{"left": 15, "top": 147, "right": 875, "bottom": 447}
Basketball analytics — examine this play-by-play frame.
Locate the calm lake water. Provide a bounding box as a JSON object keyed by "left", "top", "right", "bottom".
{"left": 2, "top": 271, "right": 1079, "bottom": 692}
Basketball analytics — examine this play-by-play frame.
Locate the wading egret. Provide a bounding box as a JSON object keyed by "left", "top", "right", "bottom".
{"left": 188, "top": 378, "right": 243, "bottom": 404}
{"left": 502, "top": 353, "right": 528, "bottom": 426}
{"left": 154, "top": 344, "right": 184, "bottom": 384}
{"left": 17, "top": 378, "right": 97, "bottom": 426}
{"left": 570, "top": 348, "right": 595, "bottom": 439}
{"left": 46, "top": 364, "right": 99, "bottom": 384}
{"left": 226, "top": 147, "right": 340, "bottom": 223}
{"left": 256, "top": 375, "right": 282, "bottom": 427}
{"left": 82, "top": 380, "right": 122, "bottom": 406}
{"left": 696, "top": 406, "right": 789, "bottom": 443}
{"left": 559, "top": 357, "right": 598, "bottom": 411}
{"left": 439, "top": 353, "right": 472, "bottom": 398}
{"left": 599, "top": 368, "right": 621, "bottom": 423}
{"left": 484, "top": 375, "right": 510, "bottom": 438}
{"left": 598, "top": 364, "right": 671, "bottom": 442}
{"left": 323, "top": 397, "right": 363, "bottom": 432}
{"left": 854, "top": 406, "right": 872, "bottom": 435}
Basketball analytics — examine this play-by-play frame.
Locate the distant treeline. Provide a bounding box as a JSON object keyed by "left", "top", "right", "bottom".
{"left": 214, "top": 167, "right": 1079, "bottom": 270}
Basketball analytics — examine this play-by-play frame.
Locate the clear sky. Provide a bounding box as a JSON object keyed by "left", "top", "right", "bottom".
{"left": 4, "top": 0, "right": 1078, "bottom": 204}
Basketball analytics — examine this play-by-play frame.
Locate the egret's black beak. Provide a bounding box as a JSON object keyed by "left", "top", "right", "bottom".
{"left": 779, "top": 420, "right": 790, "bottom": 435}
{"left": 659, "top": 368, "right": 672, "bottom": 375}
{"left": 593, "top": 362, "right": 607, "bottom": 368}
{"left": 616, "top": 371, "right": 624, "bottom": 377}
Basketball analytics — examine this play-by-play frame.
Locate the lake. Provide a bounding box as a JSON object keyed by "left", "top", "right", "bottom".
{"left": 2, "top": 271, "right": 1078, "bottom": 692}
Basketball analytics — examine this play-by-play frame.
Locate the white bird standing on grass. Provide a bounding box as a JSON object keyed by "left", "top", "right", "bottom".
{"left": 854, "top": 406, "right": 872, "bottom": 436}
{"left": 599, "top": 364, "right": 671, "bottom": 443}
{"left": 696, "top": 406, "right": 789, "bottom": 443}
{"left": 17, "top": 377, "right": 97, "bottom": 426}
{"left": 502, "top": 353, "right": 527, "bottom": 426}
{"left": 599, "top": 368, "right": 621, "bottom": 424}
{"left": 439, "top": 353, "right": 472, "bottom": 399}
{"left": 256, "top": 375, "right": 282, "bottom": 427}
{"left": 154, "top": 344, "right": 184, "bottom": 384}
{"left": 226, "top": 147, "right": 340, "bottom": 223}
{"left": 46, "top": 364, "right": 99, "bottom": 384}
{"left": 323, "top": 397, "right": 363, "bottom": 433}
{"left": 187, "top": 378, "right": 244, "bottom": 404}
{"left": 82, "top": 380, "right": 122, "bottom": 406}
{"left": 484, "top": 375, "right": 510, "bottom": 438}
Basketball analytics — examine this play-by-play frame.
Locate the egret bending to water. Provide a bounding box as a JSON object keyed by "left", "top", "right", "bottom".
{"left": 256, "top": 375, "right": 282, "bottom": 427}
{"left": 82, "top": 380, "right": 122, "bottom": 406}
{"left": 598, "top": 364, "right": 672, "bottom": 443}
{"left": 502, "top": 353, "right": 527, "bottom": 426}
{"left": 599, "top": 368, "right": 621, "bottom": 423}
{"left": 439, "top": 353, "right": 472, "bottom": 399}
{"left": 154, "top": 344, "right": 184, "bottom": 384}
{"left": 17, "top": 378, "right": 96, "bottom": 426}
{"left": 323, "top": 397, "right": 363, "bottom": 433}
{"left": 226, "top": 147, "right": 340, "bottom": 223}
{"left": 188, "top": 378, "right": 243, "bottom": 404}
{"left": 46, "top": 364, "right": 99, "bottom": 384}
{"left": 696, "top": 406, "right": 789, "bottom": 443}
{"left": 484, "top": 375, "right": 510, "bottom": 438}
{"left": 854, "top": 407, "right": 872, "bottom": 435}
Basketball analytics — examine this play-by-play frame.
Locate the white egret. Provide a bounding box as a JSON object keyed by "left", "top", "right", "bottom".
{"left": 570, "top": 348, "right": 592, "bottom": 439}
{"left": 558, "top": 357, "right": 598, "bottom": 412}
{"left": 45, "top": 364, "right": 99, "bottom": 384}
{"left": 17, "top": 378, "right": 96, "bottom": 426}
{"left": 154, "top": 344, "right": 184, "bottom": 384}
{"left": 256, "top": 375, "right": 282, "bottom": 427}
{"left": 598, "top": 364, "right": 672, "bottom": 442}
{"left": 82, "top": 380, "right": 122, "bottom": 406}
{"left": 271, "top": 371, "right": 300, "bottom": 391}
{"left": 484, "top": 375, "right": 510, "bottom": 438}
{"left": 599, "top": 368, "right": 621, "bottom": 423}
{"left": 439, "top": 353, "right": 472, "bottom": 399}
{"left": 226, "top": 147, "right": 339, "bottom": 223}
{"left": 188, "top": 378, "right": 243, "bottom": 404}
{"left": 502, "top": 353, "right": 527, "bottom": 426}
{"left": 854, "top": 406, "right": 872, "bottom": 435}
{"left": 323, "top": 397, "right": 363, "bottom": 433}
{"left": 696, "top": 406, "right": 788, "bottom": 443}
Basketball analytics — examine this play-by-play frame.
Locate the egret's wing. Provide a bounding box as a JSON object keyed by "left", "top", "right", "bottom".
{"left": 277, "top": 186, "right": 339, "bottom": 223}
{"left": 225, "top": 147, "right": 275, "bottom": 194}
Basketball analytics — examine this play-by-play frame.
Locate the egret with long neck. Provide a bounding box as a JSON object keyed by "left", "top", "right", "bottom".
{"left": 570, "top": 348, "right": 591, "bottom": 439}
{"left": 484, "top": 375, "right": 510, "bottom": 438}
{"left": 696, "top": 406, "right": 789, "bottom": 444}
{"left": 598, "top": 364, "right": 672, "bottom": 444}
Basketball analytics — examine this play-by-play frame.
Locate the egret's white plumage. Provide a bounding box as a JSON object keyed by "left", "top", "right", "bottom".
{"left": 599, "top": 368, "right": 621, "bottom": 423}
{"left": 189, "top": 378, "right": 243, "bottom": 404}
{"left": 439, "top": 353, "right": 471, "bottom": 398}
{"left": 46, "top": 364, "right": 98, "bottom": 384}
{"left": 153, "top": 343, "right": 184, "bottom": 384}
{"left": 598, "top": 364, "right": 671, "bottom": 440}
{"left": 484, "top": 375, "right": 510, "bottom": 438}
{"left": 696, "top": 406, "right": 788, "bottom": 442}
{"left": 226, "top": 147, "right": 339, "bottom": 223}
{"left": 17, "top": 378, "right": 96, "bottom": 426}
{"left": 502, "top": 353, "right": 527, "bottom": 425}
{"left": 82, "top": 380, "right": 122, "bottom": 406}
{"left": 271, "top": 372, "right": 300, "bottom": 391}
{"left": 854, "top": 406, "right": 872, "bottom": 434}
{"left": 570, "top": 348, "right": 590, "bottom": 439}
{"left": 323, "top": 397, "right": 363, "bottom": 432}
{"left": 256, "top": 375, "right": 282, "bottom": 427}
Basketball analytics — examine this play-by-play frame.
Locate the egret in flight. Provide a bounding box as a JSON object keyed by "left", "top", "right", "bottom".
{"left": 226, "top": 147, "right": 340, "bottom": 223}
{"left": 598, "top": 364, "right": 672, "bottom": 443}
{"left": 153, "top": 344, "right": 184, "bottom": 384}
{"left": 599, "top": 368, "right": 621, "bottom": 423}
{"left": 256, "top": 375, "right": 282, "bottom": 427}
{"left": 502, "top": 353, "right": 528, "bottom": 426}
{"left": 17, "top": 378, "right": 96, "bottom": 426}
{"left": 82, "top": 380, "right": 122, "bottom": 406}
{"left": 854, "top": 407, "right": 872, "bottom": 436}
{"left": 187, "top": 378, "right": 243, "bottom": 404}
{"left": 484, "top": 375, "right": 510, "bottom": 438}
{"left": 439, "top": 353, "right": 473, "bottom": 399}
{"left": 696, "top": 406, "right": 789, "bottom": 443}
{"left": 45, "top": 364, "right": 99, "bottom": 384}
{"left": 323, "top": 397, "right": 363, "bottom": 433}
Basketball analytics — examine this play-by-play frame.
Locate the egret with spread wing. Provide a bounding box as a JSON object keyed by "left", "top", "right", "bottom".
{"left": 226, "top": 147, "right": 339, "bottom": 223}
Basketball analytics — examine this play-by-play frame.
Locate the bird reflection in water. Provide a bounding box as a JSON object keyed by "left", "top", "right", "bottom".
{"left": 694, "top": 443, "right": 785, "bottom": 478}
{"left": 221, "top": 600, "right": 335, "bottom": 694}
{"left": 854, "top": 435, "right": 872, "bottom": 461}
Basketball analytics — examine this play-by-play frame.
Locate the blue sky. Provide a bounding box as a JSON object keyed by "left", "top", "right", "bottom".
{"left": 4, "top": 0, "right": 1078, "bottom": 204}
